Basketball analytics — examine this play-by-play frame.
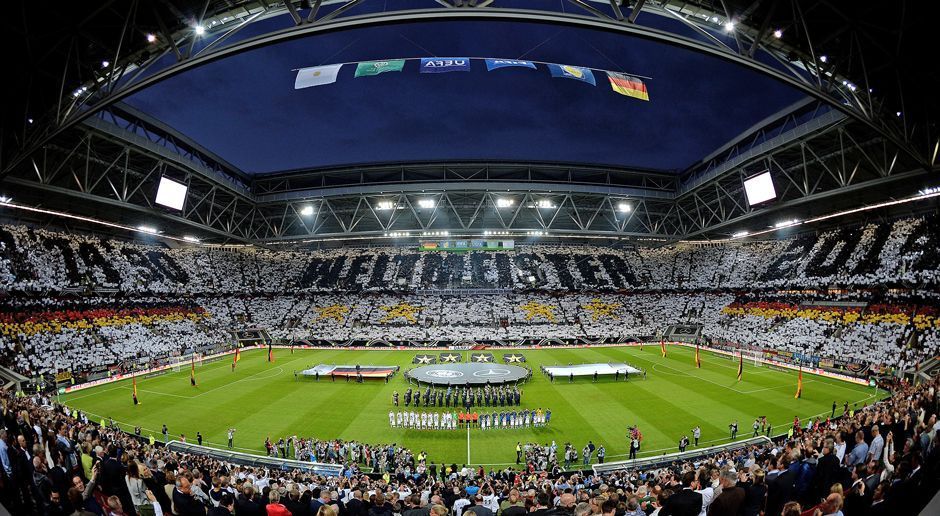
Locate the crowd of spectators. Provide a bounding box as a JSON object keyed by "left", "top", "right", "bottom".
{"left": 1, "top": 373, "right": 937, "bottom": 515}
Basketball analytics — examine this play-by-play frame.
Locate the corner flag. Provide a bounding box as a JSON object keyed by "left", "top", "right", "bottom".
{"left": 794, "top": 364, "right": 803, "bottom": 398}
{"left": 736, "top": 353, "right": 743, "bottom": 381}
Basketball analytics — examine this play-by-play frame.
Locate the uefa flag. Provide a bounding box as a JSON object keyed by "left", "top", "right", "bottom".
{"left": 485, "top": 59, "right": 537, "bottom": 71}
{"left": 606, "top": 71, "right": 650, "bottom": 101}
{"left": 294, "top": 64, "right": 343, "bottom": 89}
{"left": 419, "top": 57, "right": 470, "bottom": 73}
{"left": 547, "top": 64, "right": 596, "bottom": 86}
{"left": 355, "top": 59, "right": 405, "bottom": 77}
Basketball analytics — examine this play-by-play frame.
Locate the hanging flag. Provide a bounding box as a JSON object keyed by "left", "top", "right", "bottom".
{"left": 190, "top": 357, "right": 197, "bottom": 386}
{"left": 132, "top": 376, "right": 139, "bottom": 405}
{"left": 485, "top": 59, "right": 536, "bottom": 71}
{"left": 660, "top": 338, "right": 667, "bottom": 358}
{"left": 419, "top": 57, "right": 471, "bottom": 73}
{"left": 794, "top": 365, "right": 803, "bottom": 398}
{"left": 695, "top": 344, "right": 702, "bottom": 369}
{"left": 737, "top": 353, "right": 744, "bottom": 381}
{"left": 294, "top": 64, "right": 343, "bottom": 89}
{"left": 547, "top": 64, "right": 596, "bottom": 86}
{"left": 354, "top": 59, "right": 405, "bottom": 77}
{"left": 234, "top": 348, "right": 241, "bottom": 363}
{"left": 606, "top": 71, "right": 650, "bottom": 101}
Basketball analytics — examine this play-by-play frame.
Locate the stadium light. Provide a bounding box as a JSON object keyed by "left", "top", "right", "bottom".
{"left": 27, "top": 118, "right": 33, "bottom": 124}
{"left": 723, "top": 21, "right": 735, "bottom": 32}
{"left": 417, "top": 199, "right": 435, "bottom": 209}
{"left": 0, "top": 195, "right": 11, "bottom": 203}
{"left": 194, "top": 25, "right": 206, "bottom": 35}
{"left": 101, "top": 60, "right": 110, "bottom": 68}
{"left": 146, "top": 33, "right": 157, "bottom": 43}
{"left": 732, "top": 231, "right": 750, "bottom": 238}
{"left": 535, "top": 199, "right": 555, "bottom": 209}
{"left": 496, "top": 198, "right": 514, "bottom": 208}
{"left": 617, "top": 202, "right": 632, "bottom": 213}
{"left": 136, "top": 225, "right": 159, "bottom": 235}
{"left": 299, "top": 205, "right": 315, "bottom": 216}
{"left": 183, "top": 236, "right": 201, "bottom": 243}
{"left": 773, "top": 219, "right": 800, "bottom": 229}
{"left": 154, "top": 176, "right": 188, "bottom": 211}
{"left": 376, "top": 200, "right": 395, "bottom": 210}
{"left": 819, "top": 55, "right": 828, "bottom": 63}
{"left": 773, "top": 29, "right": 783, "bottom": 38}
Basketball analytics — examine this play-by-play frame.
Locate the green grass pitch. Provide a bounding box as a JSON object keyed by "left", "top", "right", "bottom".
{"left": 61, "top": 346, "right": 878, "bottom": 467}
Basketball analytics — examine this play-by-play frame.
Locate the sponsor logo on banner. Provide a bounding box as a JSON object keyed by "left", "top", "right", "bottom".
{"left": 420, "top": 57, "right": 471, "bottom": 73}
{"left": 485, "top": 59, "right": 537, "bottom": 71}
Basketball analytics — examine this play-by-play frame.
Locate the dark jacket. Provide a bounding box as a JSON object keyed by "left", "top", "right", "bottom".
{"left": 660, "top": 488, "right": 703, "bottom": 516}
{"left": 707, "top": 486, "right": 746, "bottom": 516}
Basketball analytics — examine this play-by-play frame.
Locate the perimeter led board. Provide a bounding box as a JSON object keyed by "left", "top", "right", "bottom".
{"left": 154, "top": 177, "right": 188, "bottom": 210}
{"left": 743, "top": 171, "right": 776, "bottom": 206}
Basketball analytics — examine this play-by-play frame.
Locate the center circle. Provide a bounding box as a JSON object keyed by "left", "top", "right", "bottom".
{"left": 407, "top": 362, "right": 529, "bottom": 386}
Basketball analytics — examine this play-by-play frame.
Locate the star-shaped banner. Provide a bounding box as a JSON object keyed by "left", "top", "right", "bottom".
{"left": 471, "top": 353, "right": 494, "bottom": 363}
{"left": 439, "top": 353, "right": 462, "bottom": 363}
{"left": 379, "top": 303, "right": 424, "bottom": 323}
{"left": 413, "top": 354, "right": 437, "bottom": 364}
{"left": 581, "top": 298, "right": 622, "bottom": 321}
{"left": 503, "top": 354, "right": 526, "bottom": 363}
{"left": 518, "top": 301, "right": 556, "bottom": 322}
{"left": 313, "top": 304, "right": 352, "bottom": 323}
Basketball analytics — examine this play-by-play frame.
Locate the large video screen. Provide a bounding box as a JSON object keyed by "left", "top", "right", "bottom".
{"left": 743, "top": 171, "right": 776, "bottom": 206}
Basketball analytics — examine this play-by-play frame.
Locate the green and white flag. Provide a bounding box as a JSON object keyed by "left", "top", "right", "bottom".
{"left": 355, "top": 59, "right": 406, "bottom": 77}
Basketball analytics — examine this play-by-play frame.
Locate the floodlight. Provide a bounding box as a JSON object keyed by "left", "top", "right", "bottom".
{"left": 496, "top": 198, "right": 514, "bottom": 208}
{"left": 743, "top": 171, "right": 776, "bottom": 206}
{"left": 194, "top": 25, "right": 206, "bottom": 35}
{"left": 154, "top": 176, "right": 188, "bottom": 210}
{"left": 417, "top": 199, "right": 435, "bottom": 209}
{"left": 617, "top": 202, "right": 632, "bottom": 213}
{"left": 299, "top": 205, "right": 315, "bottom": 216}
{"left": 376, "top": 200, "right": 395, "bottom": 210}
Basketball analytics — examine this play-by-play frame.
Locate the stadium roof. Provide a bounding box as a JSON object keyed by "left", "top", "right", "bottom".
{"left": 0, "top": 1, "right": 937, "bottom": 246}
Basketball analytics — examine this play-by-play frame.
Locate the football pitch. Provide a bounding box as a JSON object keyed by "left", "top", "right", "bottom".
{"left": 61, "top": 346, "right": 878, "bottom": 466}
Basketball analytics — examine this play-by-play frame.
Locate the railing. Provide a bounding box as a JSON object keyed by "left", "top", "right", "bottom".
{"left": 165, "top": 440, "right": 344, "bottom": 476}
{"left": 592, "top": 436, "right": 771, "bottom": 475}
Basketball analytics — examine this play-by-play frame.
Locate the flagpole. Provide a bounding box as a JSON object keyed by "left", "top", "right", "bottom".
{"left": 466, "top": 419, "right": 471, "bottom": 465}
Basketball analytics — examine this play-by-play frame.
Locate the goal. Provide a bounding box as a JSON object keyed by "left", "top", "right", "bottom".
{"left": 739, "top": 349, "right": 763, "bottom": 367}
{"left": 170, "top": 353, "right": 203, "bottom": 373}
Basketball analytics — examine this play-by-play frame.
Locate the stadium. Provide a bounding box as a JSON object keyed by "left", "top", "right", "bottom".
{"left": 0, "top": 1, "right": 938, "bottom": 515}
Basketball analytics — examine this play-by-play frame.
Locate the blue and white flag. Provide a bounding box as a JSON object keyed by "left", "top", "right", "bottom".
{"left": 420, "top": 57, "right": 471, "bottom": 73}
{"left": 547, "top": 63, "right": 596, "bottom": 86}
{"left": 485, "top": 59, "right": 537, "bottom": 71}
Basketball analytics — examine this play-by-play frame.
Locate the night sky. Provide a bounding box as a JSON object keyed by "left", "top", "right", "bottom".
{"left": 124, "top": 16, "right": 807, "bottom": 176}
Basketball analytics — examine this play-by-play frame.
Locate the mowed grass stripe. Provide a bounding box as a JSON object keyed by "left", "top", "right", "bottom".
{"left": 62, "top": 347, "right": 875, "bottom": 465}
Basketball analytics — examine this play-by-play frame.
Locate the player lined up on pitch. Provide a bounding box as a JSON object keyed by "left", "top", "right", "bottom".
{"left": 390, "top": 407, "right": 552, "bottom": 430}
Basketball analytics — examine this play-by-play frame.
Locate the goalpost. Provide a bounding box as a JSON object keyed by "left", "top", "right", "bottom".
{"left": 739, "top": 349, "right": 763, "bottom": 368}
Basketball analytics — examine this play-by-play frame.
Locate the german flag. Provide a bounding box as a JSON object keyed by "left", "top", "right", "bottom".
{"left": 190, "top": 357, "right": 197, "bottom": 386}
{"left": 660, "top": 338, "right": 667, "bottom": 358}
{"left": 736, "top": 353, "right": 743, "bottom": 381}
{"left": 268, "top": 344, "right": 275, "bottom": 363}
{"left": 695, "top": 344, "right": 702, "bottom": 369}
{"left": 132, "top": 376, "right": 139, "bottom": 405}
{"left": 606, "top": 71, "right": 650, "bottom": 101}
{"left": 794, "top": 364, "right": 803, "bottom": 398}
